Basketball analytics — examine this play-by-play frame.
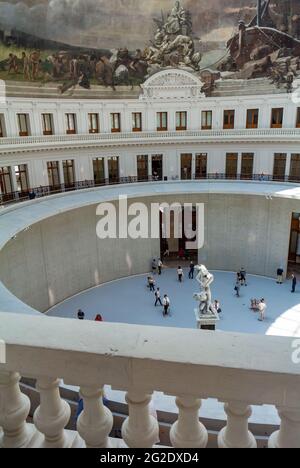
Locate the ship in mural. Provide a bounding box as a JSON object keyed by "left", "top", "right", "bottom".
{"left": 0, "top": 0, "right": 299, "bottom": 96}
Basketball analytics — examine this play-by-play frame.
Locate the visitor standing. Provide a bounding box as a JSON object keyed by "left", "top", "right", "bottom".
{"left": 188, "top": 262, "right": 195, "bottom": 279}
{"left": 77, "top": 309, "right": 85, "bottom": 320}
{"left": 234, "top": 281, "right": 241, "bottom": 297}
{"left": 240, "top": 268, "right": 247, "bottom": 286}
{"left": 291, "top": 274, "right": 297, "bottom": 293}
{"left": 148, "top": 276, "right": 155, "bottom": 292}
{"left": 152, "top": 259, "right": 157, "bottom": 275}
{"left": 258, "top": 299, "right": 267, "bottom": 322}
{"left": 276, "top": 267, "right": 284, "bottom": 284}
{"left": 163, "top": 295, "right": 170, "bottom": 316}
{"left": 177, "top": 266, "right": 184, "bottom": 283}
{"left": 158, "top": 259, "right": 163, "bottom": 275}
{"left": 155, "top": 288, "right": 163, "bottom": 307}
{"left": 214, "top": 300, "right": 222, "bottom": 314}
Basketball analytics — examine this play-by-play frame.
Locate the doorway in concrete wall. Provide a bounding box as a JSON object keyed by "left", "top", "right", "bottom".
{"left": 160, "top": 206, "right": 198, "bottom": 266}
{"left": 288, "top": 212, "right": 300, "bottom": 276}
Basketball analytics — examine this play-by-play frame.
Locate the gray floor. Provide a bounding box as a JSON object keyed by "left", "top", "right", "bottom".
{"left": 47, "top": 269, "right": 299, "bottom": 426}
{"left": 47, "top": 269, "right": 300, "bottom": 338}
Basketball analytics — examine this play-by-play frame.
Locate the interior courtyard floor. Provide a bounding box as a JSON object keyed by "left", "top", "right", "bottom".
{"left": 46, "top": 269, "right": 300, "bottom": 426}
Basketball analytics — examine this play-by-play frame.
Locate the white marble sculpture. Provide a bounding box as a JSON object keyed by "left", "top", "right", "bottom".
{"left": 193, "top": 264, "right": 215, "bottom": 315}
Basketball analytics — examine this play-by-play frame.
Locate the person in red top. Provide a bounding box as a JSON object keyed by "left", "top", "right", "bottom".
{"left": 95, "top": 314, "right": 103, "bottom": 322}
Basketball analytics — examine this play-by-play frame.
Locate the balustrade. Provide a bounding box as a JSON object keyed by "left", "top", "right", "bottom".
{"left": 0, "top": 314, "right": 300, "bottom": 448}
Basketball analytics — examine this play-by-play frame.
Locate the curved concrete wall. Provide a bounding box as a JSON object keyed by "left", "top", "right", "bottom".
{"left": 0, "top": 183, "right": 299, "bottom": 313}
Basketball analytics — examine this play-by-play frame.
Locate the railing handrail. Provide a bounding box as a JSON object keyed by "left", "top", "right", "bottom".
{"left": 1, "top": 127, "right": 300, "bottom": 148}
{"left": 0, "top": 312, "right": 300, "bottom": 408}
{"left": 1, "top": 175, "right": 300, "bottom": 208}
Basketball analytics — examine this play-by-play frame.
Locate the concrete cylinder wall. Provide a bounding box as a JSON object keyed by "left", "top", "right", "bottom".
{"left": 0, "top": 193, "right": 296, "bottom": 313}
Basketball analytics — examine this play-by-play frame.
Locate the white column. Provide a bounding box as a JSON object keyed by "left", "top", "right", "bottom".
{"left": 33, "top": 377, "right": 71, "bottom": 448}
{"left": 269, "top": 407, "right": 300, "bottom": 448}
{"left": 170, "top": 396, "right": 208, "bottom": 448}
{"left": 122, "top": 391, "right": 160, "bottom": 448}
{"left": 104, "top": 157, "right": 109, "bottom": 183}
{"left": 192, "top": 153, "right": 196, "bottom": 179}
{"left": 10, "top": 166, "right": 18, "bottom": 194}
{"left": 285, "top": 153, "right": 291, "bottom": 180}
{"left": 237, "top": 153, "right": 242, "bottom": 178}
{"left": 218, "top": 401, "right": 257, "bottom": 449}
{"left": 77, "top": 385, "right": 113, "bottom": 448}
{"left": 148, "top": 155, "right": 152, "bottom": 180}
{"left": 0, "top": 372, "right": 33, "bottom": 448}
{"left": 58, "top": 160, "right": 65, "bottom": 188}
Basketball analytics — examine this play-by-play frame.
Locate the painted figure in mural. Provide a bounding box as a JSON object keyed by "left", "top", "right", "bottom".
{"left": 22, "top": 52, "right": 30, "bottom": 80}
{"left": 29, "top": 50, "right": 41, "bottom": 80}
{"left": 8, "top": 53, "right": 18, "bottom": 74}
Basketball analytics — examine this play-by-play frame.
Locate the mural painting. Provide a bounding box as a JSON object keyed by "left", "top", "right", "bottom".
{"left": 0, "top": 0, "right": 299, "bottom": 96}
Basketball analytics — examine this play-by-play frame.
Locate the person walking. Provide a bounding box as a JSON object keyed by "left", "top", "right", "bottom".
{"left": 163, "top": 295, "right": 170, "bottom": 316}
{"left": 234, "top": 281, "right": 241, "bottom": 297}
{"left": 258, "top": 299, "right": 267, "bottom": 322}
{"left": 152, "top": 259, "right": 157, "bottom": 275}
{"left": 291, "top": 274, "right": 297, "bottom": 293}
{"left": 177, "top": 266, "right": 184, "bottom": 283}
{"left": 77, "top": 309, "right": 85, "bottom": 320}
{"left": 188, "top": 262, "right": 195, "bottom": 279}
{"left": 155, "top": 288, "right": 163, "bottom": 307}
{"left": 158, "top": 259, "right": 163, "bottom": 276}
{"left": 277, "top": 267, "right": 284, "bottom": 284}
{"left": 240, "top": 268, "right": 247, "bottom": 286}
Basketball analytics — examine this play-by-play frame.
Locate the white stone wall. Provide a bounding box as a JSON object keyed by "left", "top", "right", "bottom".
{"left": 0, "top": 89, "right": 300, "bottom": 188}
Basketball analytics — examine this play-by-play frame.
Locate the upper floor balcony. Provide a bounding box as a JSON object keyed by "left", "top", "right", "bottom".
{"left": 1, "top": 128, "right": 300, "bottom": 154}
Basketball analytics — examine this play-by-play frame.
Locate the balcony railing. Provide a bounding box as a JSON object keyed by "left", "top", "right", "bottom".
{"left": 1, "top": 175, "right": 300, "bottom": 208}
{"left": 0, "top": 312, "right": 300, "bottom": 448}
{"left": 1, "top": 128, "right": 300, "bottom": 151}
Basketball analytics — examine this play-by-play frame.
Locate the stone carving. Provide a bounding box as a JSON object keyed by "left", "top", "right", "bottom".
{"left": 193, "top": 265, "right": 214, "bottom": 315}
{"left": 140, "top": 69, "right": 204, "bottom": 100}
{"left": 145, "top": 0, "right": 202, "bottom": 73}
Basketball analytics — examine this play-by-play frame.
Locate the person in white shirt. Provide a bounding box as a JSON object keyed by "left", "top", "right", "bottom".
{"left": 155, "top": 288, "right": 162, "bottom": 307}
{"left": 158, "top": 259, "right": 163, "bottom": 275}
{"left": 177, "top": 266, "right": 184, "bottom": 283}
{"left": 163, "top": 295, "right": 170, "bottom": 316}
{"left": 258, "top": 299, "right": 267, "bottom": 322}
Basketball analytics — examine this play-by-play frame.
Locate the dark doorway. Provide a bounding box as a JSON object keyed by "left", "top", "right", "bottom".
{"left": 160, "top": 206, "right": 198, "bottom": 264}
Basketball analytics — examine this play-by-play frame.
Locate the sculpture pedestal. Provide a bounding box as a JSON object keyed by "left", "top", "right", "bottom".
{"left": 195, "top": 309, "right": 220, "bottom": 331}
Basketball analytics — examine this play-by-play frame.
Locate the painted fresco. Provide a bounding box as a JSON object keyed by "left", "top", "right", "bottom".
{"left": 0, "top": 0, "right": 299, "bottom": 95}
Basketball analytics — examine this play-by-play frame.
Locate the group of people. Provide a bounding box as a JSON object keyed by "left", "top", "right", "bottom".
{"left": 77, "top": 309, "right": 103, "bottom": 322}
{"left": 276, "top": 267, "right": 298, "bottom": 293}
{"left": 147, "top": 260, "right": 198, "bottom": 317}
{"left": 148, "top": 261, "right": 170, "bottom": 316}
{"left": 234, "top": 267, "right": 267, "bottom": 322}
{"left": 250, "top": 298, "right": 267, "bottom": 322}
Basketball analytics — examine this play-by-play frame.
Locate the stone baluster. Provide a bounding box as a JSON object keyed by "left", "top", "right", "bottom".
{"left": 0, "top": 372, "right": 33, "bottom": 448}
{"left": 122, "top": 391, "right": 160, "bottom": 448}
{"left": 170, "top": 396, "right": 208, "bottom": 448}
{"left": 218, "top": 401, "right": 257, "bottom": 448}
{"left": 77, "top": 385, "right": 113, "bottom": 448}
{"left": 33, "top": 377, "right": 71, "bottom": 448}
{"left": 269, "top": 407, "right": 300, "bottom": 448}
